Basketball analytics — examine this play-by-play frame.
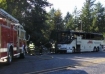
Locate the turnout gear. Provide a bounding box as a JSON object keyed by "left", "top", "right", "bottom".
{"left": 29, "top": 43, "right": 35, "bottom": 55}
{"left": 29, "top": 43, "right": 35, "bottom": 50}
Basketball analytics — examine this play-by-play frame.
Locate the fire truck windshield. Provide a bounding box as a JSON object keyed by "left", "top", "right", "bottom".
{"left": 18, "top": 25, "right": 26, "bottom": 39}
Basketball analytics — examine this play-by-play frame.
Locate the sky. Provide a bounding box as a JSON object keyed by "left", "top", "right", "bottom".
{"left": 46, "top": 0, "right": 105, "bottom": 17}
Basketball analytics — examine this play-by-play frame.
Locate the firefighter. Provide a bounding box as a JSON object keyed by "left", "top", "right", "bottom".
{"left": 29, "top": 41, "right": 35, "bottom": 55}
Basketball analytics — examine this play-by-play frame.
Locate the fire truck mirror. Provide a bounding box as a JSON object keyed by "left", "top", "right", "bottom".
{"left": 26, "top": 35, "right": 30, "bottom": 41}
{"left": 18, "top": 30, "right": 19, "bottom": 36}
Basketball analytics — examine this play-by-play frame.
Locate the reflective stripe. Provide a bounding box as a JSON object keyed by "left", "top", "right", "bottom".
{"left": 0, "top": 48, "right": 7, "bottom": 52}
{"left": 29, "top": 44, "right": 35, "bottom": 48}
{"left": 13, "top": 47, "right": 17, "bottom": 51}
{"left": 30, "top": 48, "right": 34, "bottom": 50}
{"left": 14, "top": 53, "right": 20, "bottom": 56}
{"left": 0, "top": 56, "right": 8, "bottom": 59}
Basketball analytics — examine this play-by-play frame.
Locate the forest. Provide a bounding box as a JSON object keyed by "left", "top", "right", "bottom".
{"left": 0, "top": 0, "right": 105, "bottom": 46}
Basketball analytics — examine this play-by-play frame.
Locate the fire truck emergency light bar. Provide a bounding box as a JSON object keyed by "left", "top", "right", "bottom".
{"left": 0, "top": 8, "right": 19, "bottom": 23}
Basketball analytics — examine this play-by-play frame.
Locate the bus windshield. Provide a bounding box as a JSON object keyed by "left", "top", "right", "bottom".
{"left": 57, "top": 31, "right": 72, "bottom": 44}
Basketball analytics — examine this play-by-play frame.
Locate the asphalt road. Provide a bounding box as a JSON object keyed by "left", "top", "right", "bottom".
{"left": 0, "top": 51, "right": 105, "bottom": 74}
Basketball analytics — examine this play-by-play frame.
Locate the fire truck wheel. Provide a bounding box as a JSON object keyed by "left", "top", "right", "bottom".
{"left": 6, "top": 50, "right": 12, "bottom": 64}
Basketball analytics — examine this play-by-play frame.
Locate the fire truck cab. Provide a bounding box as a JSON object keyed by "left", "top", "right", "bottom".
{"left": 0, "top": 9, "right": 27, "bottom": 64}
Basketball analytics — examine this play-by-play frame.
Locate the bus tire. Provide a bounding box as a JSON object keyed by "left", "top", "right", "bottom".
{"left": 93, "top": 47, "right": 97, "bottom": 52}
{"left": 97, "top": 47, "right": 99, "bottom": 52}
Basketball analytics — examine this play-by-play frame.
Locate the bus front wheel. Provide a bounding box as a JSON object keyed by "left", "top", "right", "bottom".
{"left": 93, "top": 47, "right": 97, "bottom": 52}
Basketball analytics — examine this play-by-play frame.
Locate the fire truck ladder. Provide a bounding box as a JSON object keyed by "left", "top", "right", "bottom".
{"left": 0, "top": 8, "right": 19, "bottom": 23}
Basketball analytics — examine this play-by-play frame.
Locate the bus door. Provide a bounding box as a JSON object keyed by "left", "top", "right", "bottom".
{"left": 76, "top": 36, "right": 82, "bottom": 52}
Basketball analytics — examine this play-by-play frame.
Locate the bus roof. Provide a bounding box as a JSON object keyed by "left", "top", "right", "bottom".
{"left": 58, "top": 30, "right": 103, "bottom": 35}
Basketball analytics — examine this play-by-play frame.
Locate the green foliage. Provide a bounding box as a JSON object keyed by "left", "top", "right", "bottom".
{"left": 0, "top": 0, "right": 51, "bottom": 45}
{"left": 1, "top": 0, "right": 105, "bottom": 45}
{"left": 0, "top": 0, "right": 7, "bottom": 9}
{"left": 80, "top": 0, "right": 95, "bottom": 32}
{"left": 46, "top": 8, "right": 64, "bottom": 41}
{"left": 103, "top": 33, "right": 105, "bottom": 38}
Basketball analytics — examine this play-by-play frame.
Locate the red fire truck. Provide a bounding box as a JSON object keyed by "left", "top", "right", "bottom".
{"left": 0, "top": 9, "right": 27, "bottom": 64}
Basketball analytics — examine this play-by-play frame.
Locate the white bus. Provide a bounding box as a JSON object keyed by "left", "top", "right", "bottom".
{"left": 56, "top": 30, "right": 105, "bottom": 53}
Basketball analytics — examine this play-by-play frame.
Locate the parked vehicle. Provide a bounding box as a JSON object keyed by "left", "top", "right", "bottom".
{"left": 0, "top": 9, "right": 28, "bottom": 64}
{"left": 56, "top": 30, "right": 105, "bottom": 53}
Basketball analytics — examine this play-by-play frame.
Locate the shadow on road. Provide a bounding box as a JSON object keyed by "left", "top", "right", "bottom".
{"left": 0, "top": 52, "right": 104, "bottom": 74}
{"left": 24, "top": 66, "right": 88, "bottom": 74}
{"left": 52, "top": 51, "right": 105, "bottom": 58}
{"left": 0, "top": 58, "right": 24, "bottom": 68}
{"left": 62, "top": 69, "right": 88, "bottom": 74}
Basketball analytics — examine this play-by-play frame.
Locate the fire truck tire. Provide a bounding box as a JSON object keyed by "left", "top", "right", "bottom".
{"left": 6, "top": 50, "right": 13, "bottom": 64}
